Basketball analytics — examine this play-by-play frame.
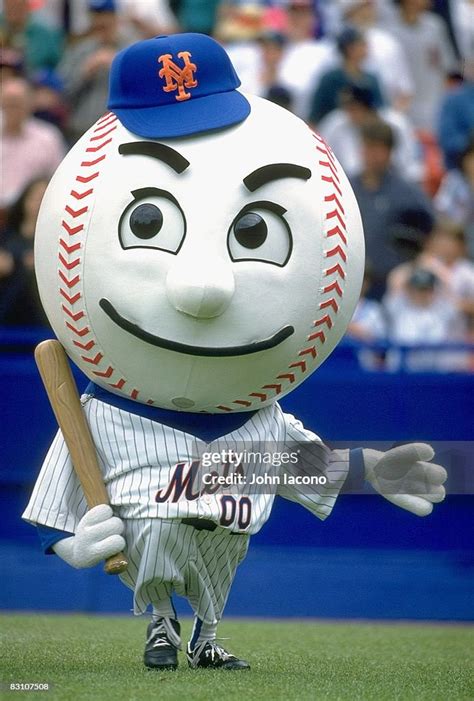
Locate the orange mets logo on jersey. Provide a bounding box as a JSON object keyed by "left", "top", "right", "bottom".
{"left": 157, "top": 51, "right": 198, "bottom": 102}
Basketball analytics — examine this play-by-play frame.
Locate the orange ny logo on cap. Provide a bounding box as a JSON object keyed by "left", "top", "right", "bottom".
{"left": 158, "top": 51, "right": 198, "bottom": 102}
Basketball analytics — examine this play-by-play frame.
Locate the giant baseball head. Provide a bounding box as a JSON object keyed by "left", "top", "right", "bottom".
{"left": 35, "top": 34, "right": 364, "bottom": 412}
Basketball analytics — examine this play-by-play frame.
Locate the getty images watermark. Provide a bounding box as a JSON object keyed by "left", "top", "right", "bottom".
{"left": 201, "top": 449, "right": 328, "bottom": 487}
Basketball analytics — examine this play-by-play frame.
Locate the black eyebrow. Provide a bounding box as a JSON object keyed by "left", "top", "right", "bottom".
{"left": 243, "top": 163, "right": 311, "bottom": 192}
{"left": 118, "top": 142, "right": 190, "bottom": 174}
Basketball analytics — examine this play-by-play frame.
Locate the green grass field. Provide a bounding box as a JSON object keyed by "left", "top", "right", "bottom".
{"left": 1, "top": 614, "right": 472, "bottom": 701}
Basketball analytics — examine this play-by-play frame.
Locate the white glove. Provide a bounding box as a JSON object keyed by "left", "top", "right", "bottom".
{"left": 364, "top": 443, "right": 447, "bottom": 516}
{"left": 53, "top": 504, "right": 126, "bottom": 569}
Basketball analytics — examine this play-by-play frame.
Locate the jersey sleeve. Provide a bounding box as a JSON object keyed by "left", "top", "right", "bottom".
{"left": 278, "top": 412, "right": 350, "bottom": 520}
{"left": 22, "top": 429, "right": 88, "bottom": 533}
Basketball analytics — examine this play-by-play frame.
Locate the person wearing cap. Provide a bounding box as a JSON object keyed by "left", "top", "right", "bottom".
{"left": 384, "top": 266, "right": 463, "bottom": 347}
{"left": 348, "top": 120, "right": 434, "bottom": 298}
{"left": 308, "top": 24, "right": 384, "bottom": 125}
{"left": 58, "top": 0, "right": 135, "bottom": 143}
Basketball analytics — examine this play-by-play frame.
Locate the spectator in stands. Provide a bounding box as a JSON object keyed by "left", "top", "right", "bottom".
{"left": 389, "top": 0, "right": 458, "bottom": 132}
{"left": 309, "top": 25, "right": 384, "bottom": 126}
{"left": 349, "top": 120, "right": 434, "bottom": 298}
{"left": 0, "top": 178, "right": 50, "bottom": 327}
{"left": 384, "top": 267, "right": 462, "bottom": 345}
{"left": 58, "top": 0, "right": 133, "bottom": 144}
{"left": 0, "top": 0, "right": 64, "bottom": 76}
{"left": 0, "top": 77, "right": 65, "bottom": 209}
{"left": 277, "top": 0, "right": 335, "bottom": 120}
{"left": 435, "top": 138, "right": 474, "bottom": 257}
{"left": 437, "top": 58, "right": 474, "bottom": 171}
{"left": 388, "top": 220, "right": 474, "bottom": 336}
{"left": 337, "top": 0, "right": 414, "bottom": 112}
{"left": 318, "top": 84, "right": 422, "bottom": 182}
{"left": 347, "top": 262, "right": 387, "bottom": 341}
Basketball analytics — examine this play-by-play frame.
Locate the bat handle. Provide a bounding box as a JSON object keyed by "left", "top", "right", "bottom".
{"left": 104, "top": 551, "right": 129, "bottom": 575}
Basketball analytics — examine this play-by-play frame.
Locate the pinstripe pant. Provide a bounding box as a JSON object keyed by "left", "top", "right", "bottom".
{"left": 119, "top": 519, "right": 250, "bottom": 624}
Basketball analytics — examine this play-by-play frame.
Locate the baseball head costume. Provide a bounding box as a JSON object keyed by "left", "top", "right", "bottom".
{"left": 33, "top": 32, "right": 365, "bottom": 413}
{"left": 25, "top": 33, "right": 446, "bottom": 672}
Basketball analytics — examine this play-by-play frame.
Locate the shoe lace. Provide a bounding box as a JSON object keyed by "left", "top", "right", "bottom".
{"left": 147, "top": 617, "right": 181, "bottom": 650}
{"left": 190, "top": 639, "right": 232, "bottom": 666}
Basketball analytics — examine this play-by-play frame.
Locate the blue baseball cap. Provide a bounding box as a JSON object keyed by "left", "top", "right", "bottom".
{"left": 107, "top": 33, "right": 251, "bottom": 139}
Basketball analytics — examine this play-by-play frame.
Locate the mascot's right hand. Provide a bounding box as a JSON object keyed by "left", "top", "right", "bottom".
{"left": 53, "top": 504, "right": 126, "bottom": 569}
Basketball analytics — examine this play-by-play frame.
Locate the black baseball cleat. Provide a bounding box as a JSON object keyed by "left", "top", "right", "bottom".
{"left": 144, "top": 617, "right": 181, "bottom": 670}
{"left": 186, "top": 640, "right": 250, "bottom": 670}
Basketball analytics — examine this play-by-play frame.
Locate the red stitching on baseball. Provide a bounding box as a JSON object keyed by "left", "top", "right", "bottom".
{"left": 326, "top": 244, "right": 347, "bottom": 262}
{"left": 289, "top": 360, "right": 306, "bottom": 372}
{"left": 109, "top": 378, "right": 125, "bottom": 389}
{"left": 81, "top": 352, "right": 103, "bottom": 365}
{"left": 61, "top": 221, "right": 84, "bottom": 236}
{"left": 327, "top": 226, "right": 347, "bottom": 245}
{"left": 217, "top": 405, "right": 232, "bottom": 411}
{"left": 324, "top": 192, "right": 345, "bottom": 215}
{"left": 319, "top": 159, "right": 340, "bottom": 182}
{"left": 319, "top": 298, "right": 339, "bottom": 312}
{"left": 59, "top": 271, "right": 80, "bottom": 288}
{"left": 81, "top": 154, "right": 106, "bottom": 167}
{"left": 70, "top": 189, "right": 93, "bottom": 200}
{"left": 60, "top": 239, "right": 81, "bottom": 254}
{"left": 86, "top": 138, "right": 112, "bottom": 153}
{"left": 65, "top": 205, "right": 88, "bottom": 218}
{"left": 299, "top": 347, "right": 317, "bottom": 358}
{"left": 60, "top": 289, "right": 81, "bottom": 304}
{"left": 90, "top": 126, "right": 117, "bottom": 141}
{"left": 249, "top": 392, "right": 267, "bottom": 402}
{"left": 308, "top": 330, "right": 325, "bottom": 343}
{"left": 61, "top": 305, "right": 84, "bottom": 321}
{"left": 323, "top": 280, "right": 343, "bottom": 297}
{"left": 325, "top": 263, "right": 345, "bottom": 278}
{"left": 233, "top": 399, "right": 252, "bottom": 407}
{"left": 66, "top": 322, "right": 90, "bottom": 337}
{"left": 58, "top": 253, "right": 80, "bottom": 270}
{"left": 262, "top": 383, "right": 282, "bottom": 394}
{"left": 277, "top": 373, "right": 295, "bottom": 383}
{"left": 76, "top": 172, "right": 99, "bottom": 183}
{"left": 321, "top": 174, "right": 342, "bottom": 197}
{"left": 73, "top": 339, "right": 95, "bottom": 351}
{"left": 131, "top": 389, "right": 139, "bottom": 400}
{"left": 93, "top": 366, "right": 114, "bottom": 378}
{"left": 314, "top": 314, "right": 333, "bottom": 329}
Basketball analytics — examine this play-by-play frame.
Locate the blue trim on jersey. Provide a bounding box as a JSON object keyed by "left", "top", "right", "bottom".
{"left": 37, "top": 524, "right": 73, "bottom": 554}
{"left": 346, "top": 448, "right": 377, "bottom": 493}
{"left": 190, "top": 618, "right": 203, "bottom": 650}
{"left": 85, "top": 383, "right": 258, "bottom": 442}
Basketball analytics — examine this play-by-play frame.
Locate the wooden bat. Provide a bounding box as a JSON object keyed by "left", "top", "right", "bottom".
{"left": 34, "top": 339, "right": 128, "bottom": 575}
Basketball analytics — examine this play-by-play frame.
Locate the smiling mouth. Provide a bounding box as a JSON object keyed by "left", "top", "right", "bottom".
{"left": 99, "top": 298, "right": 294, "bottom": 357}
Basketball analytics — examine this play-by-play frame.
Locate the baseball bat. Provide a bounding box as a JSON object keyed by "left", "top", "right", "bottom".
{"left": 34, "top": 339, "right": 128, "bottom": 575}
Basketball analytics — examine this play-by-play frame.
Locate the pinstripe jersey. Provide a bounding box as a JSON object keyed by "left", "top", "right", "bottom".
{"left": 22, "top": 395, "right": 349, "bottom": 535}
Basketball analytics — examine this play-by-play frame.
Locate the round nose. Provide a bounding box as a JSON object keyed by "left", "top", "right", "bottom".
{"left": 166, "top": 256, "right": 235, "bottom": 319}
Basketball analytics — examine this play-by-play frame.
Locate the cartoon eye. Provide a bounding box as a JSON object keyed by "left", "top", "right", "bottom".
{"left": 228, "top": 201, "right": 292, "bottom": 266}
{"left": 119, "top": 187, "right": 186, "bottom": 253}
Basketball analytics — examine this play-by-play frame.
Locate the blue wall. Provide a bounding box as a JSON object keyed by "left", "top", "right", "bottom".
{"left": 1, "top": 332, "right": 473, "bottom": 619}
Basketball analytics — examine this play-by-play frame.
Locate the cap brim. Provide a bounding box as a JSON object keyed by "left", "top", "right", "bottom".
{"left": 111, "top": 89, "right": 251, "bottom": 139}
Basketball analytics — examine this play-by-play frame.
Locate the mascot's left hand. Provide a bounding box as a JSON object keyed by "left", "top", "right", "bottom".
{"left": 363, "top": 443, "right": 447, "bottom": 516}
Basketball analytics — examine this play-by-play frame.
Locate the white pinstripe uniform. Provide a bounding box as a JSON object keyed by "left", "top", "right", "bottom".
{"left": 23, "top": 395, "right": 349, "bottom": 624}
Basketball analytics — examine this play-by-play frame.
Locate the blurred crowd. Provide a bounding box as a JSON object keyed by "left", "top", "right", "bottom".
{"left": 1, "top": 0, "right": 473, "bottom": 365}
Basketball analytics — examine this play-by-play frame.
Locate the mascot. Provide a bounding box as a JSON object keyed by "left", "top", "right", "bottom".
{"left": 23, "top": 34, "right": 446, "bottom": 670}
